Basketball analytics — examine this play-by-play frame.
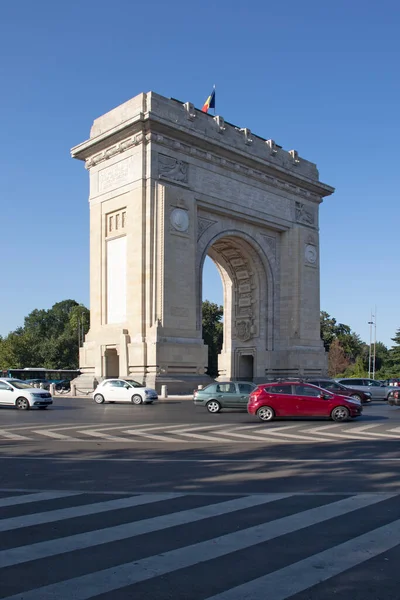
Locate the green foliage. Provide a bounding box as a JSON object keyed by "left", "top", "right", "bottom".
{"left": 389, "top": 327, "right": 400, "bottom": 370}
{"left": 202, "top": 300, "right": 223, "bottom": 377}
{"left": 0, "top": 300, "right": 90, "bottom": 370}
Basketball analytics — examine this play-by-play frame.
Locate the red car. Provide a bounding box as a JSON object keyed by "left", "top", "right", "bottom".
{"left": 248, "top": 381, "right": 363, "bottom": 422}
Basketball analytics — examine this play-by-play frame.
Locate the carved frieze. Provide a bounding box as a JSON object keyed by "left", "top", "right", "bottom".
{"left": 158, "top": 154, "right": 188, "bottom": 183}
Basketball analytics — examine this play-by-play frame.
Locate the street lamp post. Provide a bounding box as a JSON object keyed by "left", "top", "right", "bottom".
{"left": 368, "top": 308, "right": 377, "bottom": 379}
{"left": 368, "top": 319, "right": 373, "bottom": 379}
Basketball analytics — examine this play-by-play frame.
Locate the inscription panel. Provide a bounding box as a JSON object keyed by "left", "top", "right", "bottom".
{"left": 98, "top": 157, "right": 132, "bottom": 194}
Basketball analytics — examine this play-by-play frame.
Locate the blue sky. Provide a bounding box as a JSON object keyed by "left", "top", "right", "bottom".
{"left": 0, "top": 0, "right": 399, "bottom": 348}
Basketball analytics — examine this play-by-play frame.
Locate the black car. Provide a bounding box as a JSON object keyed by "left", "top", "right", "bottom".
{"left": 306, "top": 378, "right": 372, "bottom": 404}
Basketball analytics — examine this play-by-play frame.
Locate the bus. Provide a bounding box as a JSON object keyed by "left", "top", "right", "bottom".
{"left": 0, "top": 368, "right": 81, "bottom": 390}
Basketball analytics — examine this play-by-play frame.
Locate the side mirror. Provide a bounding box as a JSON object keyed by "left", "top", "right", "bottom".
{"left": 320, "top": 393, "right": 331, "bottom": 400}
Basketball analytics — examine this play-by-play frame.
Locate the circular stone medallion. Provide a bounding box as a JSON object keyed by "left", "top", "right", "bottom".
{"left": 170, "top": 208, "right": 189, "bottom": 232}
{"left": 305, "top": 244, "right": 317, "bottom": 264}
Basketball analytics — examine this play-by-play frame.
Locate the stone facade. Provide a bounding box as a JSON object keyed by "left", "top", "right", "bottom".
{"left": 71, "top": 92, "right": 334, "bottom": 392}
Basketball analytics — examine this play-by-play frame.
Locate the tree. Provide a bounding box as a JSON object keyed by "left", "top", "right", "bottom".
{"left": 0, "top": 300, "right": 90, "bottom": 370}
{"left": 328, "top": 339, "right": 349, "bottom": 377}
{"left": 389, "top": 328, "right": 400, "bottom": 368}
{"left": 202, "top": 301, "right": 223, "bottom": 377}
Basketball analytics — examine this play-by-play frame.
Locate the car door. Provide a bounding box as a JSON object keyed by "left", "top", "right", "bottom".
{"left": 293, "top": 384, "right": 328, "bottom": 416}
{"left": 237, "top": 383, "right": 256, "bottom": 408}
{"left": 338, "top": 379, "right": 365, "bottom": 394}
{"left": 363, "top": 379, "right": 386, "bottom": 400}
{"left": 0, "top": 381, "right": 16, "bottom": 405}
{"left": 265, "top": 384, "right": 296, "bottom": 416}
{"left": 111, "top": 380, "right": 132, "bottom": 402}
{"left": 214, "top": 383, "right": 238, "bottom": 408}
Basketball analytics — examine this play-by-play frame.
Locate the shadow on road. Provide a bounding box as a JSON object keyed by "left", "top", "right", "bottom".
{"left": 0, "top": 436, "right": 400, "bottom": 494}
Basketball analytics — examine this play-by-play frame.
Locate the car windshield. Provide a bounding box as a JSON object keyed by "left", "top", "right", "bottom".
{"left": 123, "top": 380, "right": 142, "bottom": 388}
{"left": 9, "top": 380, "right": 33, "bottom": 389}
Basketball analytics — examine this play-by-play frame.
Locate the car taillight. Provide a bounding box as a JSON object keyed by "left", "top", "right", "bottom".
{"left": 395, "top": 391, "right": 399, "bottom": 399}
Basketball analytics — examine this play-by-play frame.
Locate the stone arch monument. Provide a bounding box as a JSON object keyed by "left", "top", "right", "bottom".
{"left": 71, "top": 92, "right": 334, "bottom": 392}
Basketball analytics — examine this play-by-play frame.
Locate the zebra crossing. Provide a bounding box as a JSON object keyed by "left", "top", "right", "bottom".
{"left": 1, "top": 421, "right": 400, "bottom": 443}
{"left": 0, "top": 487, "right": 400, "bottom": 599}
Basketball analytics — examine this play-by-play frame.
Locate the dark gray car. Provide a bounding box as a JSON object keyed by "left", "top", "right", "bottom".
{"left": 336, "top": 378, "right": 393, "bottom": 400}
{"left": 193, "top": 381, "right": 256, "bottom": 413}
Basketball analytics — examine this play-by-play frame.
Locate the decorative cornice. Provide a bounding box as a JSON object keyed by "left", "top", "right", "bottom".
{"left": 85, "top": 133, "right": 144, "bottom": 169}
{"left": 84, "top": 129, "right": 323, "bottom": 202}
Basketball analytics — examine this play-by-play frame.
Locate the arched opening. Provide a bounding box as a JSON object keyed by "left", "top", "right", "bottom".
{"left": 202, "top": 257, "right": 224, "bottom": 378}
{"left": 200, "top": 234, "right": 269, "bottom": 382}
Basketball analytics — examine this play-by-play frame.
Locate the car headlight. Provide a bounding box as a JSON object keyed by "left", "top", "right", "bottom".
{"left": 347, "top": 398, "right": 361, "bottom": 405}
{"left": 364, "top": 392, "right": 372, "bottom": 398}
{"left": 30, "top": 392, "right": 43, "bottom": 397}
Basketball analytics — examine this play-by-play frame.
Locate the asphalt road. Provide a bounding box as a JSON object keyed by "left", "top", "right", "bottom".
{"left": 1, "top": 396, "right": 400, "bottom": 599}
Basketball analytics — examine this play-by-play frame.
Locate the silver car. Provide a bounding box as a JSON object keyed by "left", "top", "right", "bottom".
{"left": 336, "top": 378, "right": 393, "bottom": 401}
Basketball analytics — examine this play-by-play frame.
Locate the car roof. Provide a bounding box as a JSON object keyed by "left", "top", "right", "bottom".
{"left": 261, "top": 380, "right": 321, "bottom": 387}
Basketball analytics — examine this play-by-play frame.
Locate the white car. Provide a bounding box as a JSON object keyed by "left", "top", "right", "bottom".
{"left": 0, "top": 378, "right": 53, "bottom": 410}
{"left": 93, "top": 379, "right": 158, "bottom": 405}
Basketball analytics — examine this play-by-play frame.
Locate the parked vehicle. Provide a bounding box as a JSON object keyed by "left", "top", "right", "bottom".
{"left": 0, "top": 378, "right": 53, "bottom": 410}
{"left": 247, "top": 381, "right": 362, "bottom": 422}
{"left": 93, "top": 379, "right": 158, "bottom": 405}
{"left": 306, "top": 378, "right": 372, "bottom": 403}
{"left": 194, "top": 381, "right": 257, "bottom": 413}
{"left": 336, "top": 378, "right": 394, "bottom": 401}
{"left": 387, "top": 388, "right": 400, "bottom": 406}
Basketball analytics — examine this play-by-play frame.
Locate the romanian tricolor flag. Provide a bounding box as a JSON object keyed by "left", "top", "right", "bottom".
{"left": 201, "top": 88, "right": 215, "bottom": 113}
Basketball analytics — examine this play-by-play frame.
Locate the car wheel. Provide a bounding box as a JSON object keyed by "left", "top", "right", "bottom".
{"left": 132, "top": 394, "right": 143, "bottom": 405}
{"left": 351, "top": 394, "right": 362, "bottom": 402}
{"left": 16, "top": 397, "right": 30, "bottom": 410}
{"left": 331, "top": 406, "right": 350, "bottom": 422}
{"left": 94, "top": 394, "right": 105, "bottom": 404}
{"left": 206, "top": 400, "right": 221, "bottom": 413}
{"left": 256, "top": 406, "right": 275, "bottom": 422}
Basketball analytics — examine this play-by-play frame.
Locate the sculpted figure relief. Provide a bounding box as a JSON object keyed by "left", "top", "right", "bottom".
{"left": 159, "top": 154, "right": 188, "bottom": 183}
{"left": 295, "top": 201, "right": 314, "bottom": 226}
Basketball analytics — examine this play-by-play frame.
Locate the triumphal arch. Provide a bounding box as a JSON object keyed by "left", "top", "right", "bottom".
{"left": 71, "top": 92, "right": 334, "bottom": 392}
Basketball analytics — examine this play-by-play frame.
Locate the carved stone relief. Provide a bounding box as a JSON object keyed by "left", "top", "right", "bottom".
{"left": 170, "top": 208, "right": 189, "bottom": 232}
{"left": 197, "top": 217, "right": 217, "bottom": 240}
{"left": 295, "top": 201, "right": 315, "bottom": 226}
{"left": 159, "top": 154, "right": 188, "bottom": 183}
{"left": 305, "top": 244, "right": 318, "bottom": 265}
{"left": 236, "top": 321, "right": 252, "bottom": 342}
{"left": 260, "top": 234, "right": 276, "bottom": 259}
{"left": 211, "top": 240, "right": 257, "bottom": 342}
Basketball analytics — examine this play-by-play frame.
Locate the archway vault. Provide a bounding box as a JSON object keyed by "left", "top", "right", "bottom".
{"left": 199, "top": 229, "right": 276, "bottom": 380}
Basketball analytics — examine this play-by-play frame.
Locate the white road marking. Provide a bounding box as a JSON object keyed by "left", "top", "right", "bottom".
{"left": 0, "top": 429, "right": 31, "bottom": 440}
{"left": 0, "top": 494, "right": 292, "bottom": 569}
{"left": 2, "top": 494, "right": 393, "bottom": 600}
{"left": 124, "top": 429, "right": 186, "bottom": 442}
{"left": 205, "top": 511, "right": 400, "bottom": 599}
{"left": 0, "top": 491, "right": 81, "bottom": 508}
{"left": 0, "top": 492, "right": 183, "bottom": 532}
{"left": 31, "top": 430, "right": 80, "bottom": 441}
{"left": 254, "top": 429, "right": 335, "bottom": 442}
{"left": 75, "top": 430, "right": 133, "bottom": 442}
